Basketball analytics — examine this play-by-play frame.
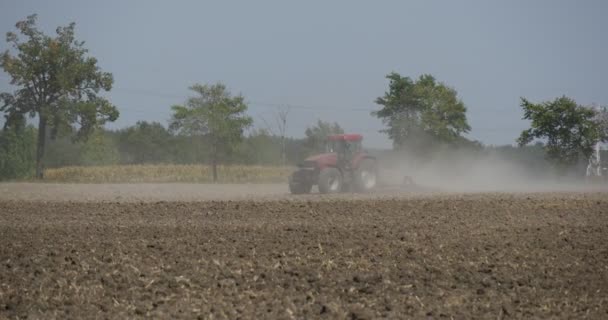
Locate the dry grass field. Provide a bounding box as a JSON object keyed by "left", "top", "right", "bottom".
{"left": 42, "top": 164, "right": 292, "bottom": 183}
{"left": 1, "top": 185, "right": 607, "bottom": 319}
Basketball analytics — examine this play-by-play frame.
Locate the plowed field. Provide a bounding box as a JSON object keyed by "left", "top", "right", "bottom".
{"left": 1, "top": 186, "right": 607, "bottom": 319}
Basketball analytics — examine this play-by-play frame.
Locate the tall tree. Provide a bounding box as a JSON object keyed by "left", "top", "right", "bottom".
{"left": 169, "top": 83, "right": 252, "bottom": 181}
{"left": 304, "top": 119, "right": 344, "bottom": 154}
{"left": 517, "top": 96, "right": 600, "bottom": 171}
{"left": 373, "top": 72, "right": 470, "bottom": 151}
{"left": 0, "top": 15, "right": 118, "bottom": 178}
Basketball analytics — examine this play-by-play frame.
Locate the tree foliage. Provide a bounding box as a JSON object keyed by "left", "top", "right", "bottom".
{"left": 304, "top": 120, "right": 344, "bottom": 154}
{"left": 0, "top": 124, "right": 36, "bottom": 180}
{"left": 0, "top": 14, "right": 118, "bottom": 178}
{"left": 236, "top": 129, "right": 282, "bottom": 165}
{"left": 517, "top": 96, "right": 600, "bottom": 170}
{"left": 169, "top": 83, "right": 253, "bottom": 181}
{"left": 116, "top": 121, "right": 174, "bottom": 164}
{"left": 79, "top": 129, "right": 119, "bottom": 166}
{"left": 373, "top": 72, "right": 470, "bottom": 151}
{"left": 595, "top": 106, "right": 608, "bottom": 143}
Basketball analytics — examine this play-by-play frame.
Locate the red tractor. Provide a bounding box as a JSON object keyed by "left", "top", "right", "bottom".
{"left": 289, "top": 134, "right": 378, "bottom": 194}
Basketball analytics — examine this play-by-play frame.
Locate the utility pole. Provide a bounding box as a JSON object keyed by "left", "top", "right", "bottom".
{"left": 276, "top": 106, "right": 290, "bottom": 166}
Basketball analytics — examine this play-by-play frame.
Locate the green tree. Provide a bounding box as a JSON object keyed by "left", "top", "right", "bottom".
{"left": 233, "top": 129, "right": 281, "bottom": 165}
{"left": 517, "top": 96, "right": 600, "bottom": 171}
{"left": 373, "top": 72, "right": 470, "bottom": 151}
{"left": 0, "top": 122, "right": 36, "bottom": 180}
{"left": 0, "top": 15, "right": 119, "bottom": 178}
{"left": 304, "top": 120, "right": 344, "bottom": 154}
{"left": 44, "top": 135, "right": 83, "bottom": 167}
{"left": 79, "top": 129, "right": 119, "bottom": 166}
{"left": 169, "top": 83, "right": 253, "bottom": 181}
{"left": 116, "top": 121, "right": 173, "bottom": 163}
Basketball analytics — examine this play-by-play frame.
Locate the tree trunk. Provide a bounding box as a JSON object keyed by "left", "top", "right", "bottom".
{"left": 35, "top": 116, "right": 47, "bottom": 179}
{"left": 281, "top": 137, "right": 286, "bottom": 166}
{"left": 211, "top": 142, "right": 218, "bottom": 182}
{"left": 211, "top": 154, "right": 218, "bottom": 182}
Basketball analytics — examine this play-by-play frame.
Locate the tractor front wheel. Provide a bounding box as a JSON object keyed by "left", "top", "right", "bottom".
{"left": 289, "top": 181, "right": 312, "bottom": 194}
{"left": 288, "top": 173, "right": 313, "bottom": 194}
{"left": 318, "top": 167, "right": 343, "bottom": 194}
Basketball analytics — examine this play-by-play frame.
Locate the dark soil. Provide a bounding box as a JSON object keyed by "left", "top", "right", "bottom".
{"left": 1, "top": 193, "right": 607, "bottom": 319}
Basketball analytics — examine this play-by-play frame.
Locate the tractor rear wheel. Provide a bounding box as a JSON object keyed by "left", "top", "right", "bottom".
{"left": 318, "top": 167, "right": 342, "bottom": 194}
{"left": 354, "top": 159, "right": 377, "bottom": 192}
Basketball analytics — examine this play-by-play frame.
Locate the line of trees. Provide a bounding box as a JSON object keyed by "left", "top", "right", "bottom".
{"left": 371, "top": 72, "right": 608, "bottom": 174}
{"left": 0, "top": 15, "right": 350, "bottom": 181}
{"left": 0, "top": 119, "right": 346, "bottom": 178}
{"left": 1, "top": 15, "right": 607, "bottom": 181}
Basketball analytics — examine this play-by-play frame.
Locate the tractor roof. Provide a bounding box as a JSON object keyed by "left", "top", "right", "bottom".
{"left": 327, "top": 134, "right": 363, "bottom": 142}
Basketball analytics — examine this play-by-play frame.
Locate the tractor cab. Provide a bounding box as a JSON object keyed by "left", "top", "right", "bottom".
{"left": 326, "top": 134, "right": 363, "bottom": 169}
{"left": 326, "top": 134, "right": 362, "bottom": 159}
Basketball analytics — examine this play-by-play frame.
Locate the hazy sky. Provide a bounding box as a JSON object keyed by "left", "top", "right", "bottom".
{"left": 1, "top": 0, "right": 607, "bottom": 148}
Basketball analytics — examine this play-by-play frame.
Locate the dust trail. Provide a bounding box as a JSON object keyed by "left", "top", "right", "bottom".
{"left": 377, "top": 148, "right": 605, "bottom": 193}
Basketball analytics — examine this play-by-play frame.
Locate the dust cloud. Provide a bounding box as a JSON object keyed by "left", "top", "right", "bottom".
{"left": 376, "top": 148, "right": 600, "bottom": 193}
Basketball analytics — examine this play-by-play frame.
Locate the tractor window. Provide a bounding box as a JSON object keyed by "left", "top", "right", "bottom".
{"left": 326, "top": 140, "right": 361, "bottom": 154}
{"left": 326, "top": 140, "right": 344, "bottom": 153}
{"left": 348, "top": 141, "right": 362, "bottom": 153}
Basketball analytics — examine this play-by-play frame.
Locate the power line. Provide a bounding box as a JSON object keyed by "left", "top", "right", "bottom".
{"left": 248, "top": 101, "right": 374, "bottom": 112}
{"left": 1, "top": 82, "right": 538, "bottom": 124}
{"left": 110, "top": 87, "right": 526, "bottom": 114}
{"left": 110, "top": 87, "right": 378, "bottom": 113}
{"left": 111, "top": 87, "right": 184, "bottom": 100}
{"left": 114, "top": 104, "right": 375, "bottom": 115}
{"left": 2, "top": 82, "right": 530, "bottom": 114}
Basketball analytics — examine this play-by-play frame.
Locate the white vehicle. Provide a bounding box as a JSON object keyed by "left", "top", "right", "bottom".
{"left": 586, "top": 142, "right": 608, "bottom": 181}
